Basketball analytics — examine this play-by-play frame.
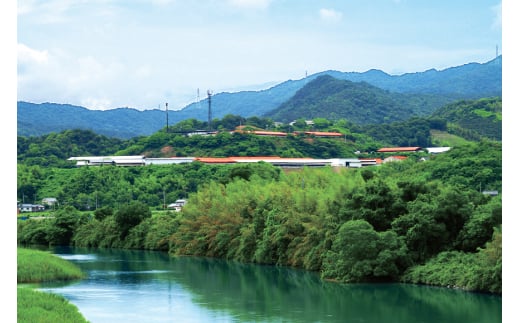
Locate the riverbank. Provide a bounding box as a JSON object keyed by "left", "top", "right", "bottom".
{"left": 17, "top": 247, "right": 89, "bottom": 323}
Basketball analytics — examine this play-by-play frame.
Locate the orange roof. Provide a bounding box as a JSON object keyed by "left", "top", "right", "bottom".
{"left": 195, "top": 157, "right": 236, "bottom": 163}
{"left": 303, "top": 131, "right": 343, "bottom": 137}
{"left": 377, "top": 147, "right": 421, "bottom": 152}
{"left": 230, "top": 156, "right": 282, "bottom": 161}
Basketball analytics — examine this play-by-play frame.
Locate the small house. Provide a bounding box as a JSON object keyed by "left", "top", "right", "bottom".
{"left": 19, "top": 204, "right": 45, "bottom": 212}
{"left": 42, "top": 197, "right": 58, "bottom": 206}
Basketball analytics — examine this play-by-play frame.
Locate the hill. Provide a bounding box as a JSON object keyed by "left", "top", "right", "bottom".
{"left": 429, "top": 97, "right": 502, "bottom": 141}
{"left": 17, "top": 56, "right": 501, "bottom": 139}
{"left": 264, "top": 75, "right": 453, "bottom": 124}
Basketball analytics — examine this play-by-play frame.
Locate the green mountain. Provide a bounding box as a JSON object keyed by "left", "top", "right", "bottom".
{"left": 17, "top": 56, "right": 501, "bottom": 139}
{"left": 429, "top": 97, "right": 502, "bottom": 141}
{"left": 265, "top": 75, "right": 453, "bottom": 124}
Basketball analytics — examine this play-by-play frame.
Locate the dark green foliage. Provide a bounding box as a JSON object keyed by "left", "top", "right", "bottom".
{"left": 265, "top": 75, "right": 453, "bottom": 124}
{"left": 428, "top": 140, "right": 502, "bottom": 191}
{"left": 322, "top": 220, "right": 408, "bottom": 282}
{"left": 94, "top": 206, "right": 113, "bottom": 221}
{"left": 114, "top": 201, "right": 152, "bottom": 239}
{"left": 430, "top": 97, "right": 502, "bottom": 141}
{"left": 455, "top": 196, "right": 502, "bottom": 252}
{"left": 46, "top": 206, "right": 87, "bottom": 246}
{"left": 347, "top": 179, "right": 404, "bottom": 231}
{"left": 17, "top": 129, "right": 125, "bottom": 167}
{"left": 401, "top": 228, "right": 501, "bottom": 293}
{"left": 357, "top": 117, "right": 433, "bottom": 147}
{"left": 223, "top": 162, "right": 281, "bottom": 184}
{"left": 18, "top": 220, "right": 52, "bottom": 245}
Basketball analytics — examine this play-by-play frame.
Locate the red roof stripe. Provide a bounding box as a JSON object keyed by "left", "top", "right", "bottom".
{"left": 377, "top": 147, "right": 421, "bottom": 152}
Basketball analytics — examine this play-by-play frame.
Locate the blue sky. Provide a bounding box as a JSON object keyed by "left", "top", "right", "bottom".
{"left": 16, "top": 0, "right": 503, "bottom": 111}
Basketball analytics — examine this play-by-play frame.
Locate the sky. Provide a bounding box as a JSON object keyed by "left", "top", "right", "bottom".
{"left": 15, "top": 0, "right": 503, "bottom": 111}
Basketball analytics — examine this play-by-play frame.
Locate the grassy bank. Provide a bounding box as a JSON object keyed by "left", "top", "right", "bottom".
{"left": 18, "top": 248, "right": 85, "bottom": 283}
{"left": 17, "top": 248, "right": 89, "bottom": 322}
{"left": 17, "top": 287, "right": 89, "bottom": 323}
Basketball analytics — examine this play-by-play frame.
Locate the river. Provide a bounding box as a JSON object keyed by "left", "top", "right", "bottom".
{"left": 34, "top": 246, "right": 501, "bottom": 323}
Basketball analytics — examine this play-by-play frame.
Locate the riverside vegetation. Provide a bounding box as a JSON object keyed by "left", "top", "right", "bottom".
{"left": 18, "top": 140, "right": 501, "bottom": 294}
{"left": 17, "top": 248, "right": 88, "bottom": 323}
{"left": 18, "top": 100, "right": 501, "bottom": 294}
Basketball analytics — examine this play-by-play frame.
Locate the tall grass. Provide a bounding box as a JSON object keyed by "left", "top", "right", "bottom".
{"left": 17, "top": 287, "right": 89, "bottom": 323}
{"left": 17, "top": 248, "right": 89, "bottom": 322}
{"left": 17, "top": 248, "right": 85, "bottom": 283}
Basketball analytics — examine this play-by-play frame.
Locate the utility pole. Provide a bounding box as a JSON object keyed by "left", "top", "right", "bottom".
{"left": 163, "top": 189, "right": 166, "bottom": 209}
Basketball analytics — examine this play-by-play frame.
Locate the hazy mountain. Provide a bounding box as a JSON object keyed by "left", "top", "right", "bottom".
{"left": 314, "top": 55, "right": 501, "bottom": 98}
{"left": 17, "top": 56, "right": 501, "bottom": 139}
{"left": 17, "top": 102, "right": 166, "bottom": 139}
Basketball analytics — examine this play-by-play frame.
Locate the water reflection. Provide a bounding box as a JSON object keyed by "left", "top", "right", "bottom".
{"left": 35, "top": 247, "right": 500, "bottom": 323}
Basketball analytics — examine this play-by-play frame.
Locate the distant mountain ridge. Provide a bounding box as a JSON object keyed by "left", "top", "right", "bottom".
{"left": 314, "top": 55, "right": 501, "bottom": 97}
{"left": 17, "top": 102, "right": 166, "bottom": 139}
{"left": 17, "top": 56, "right": 501, "bottom": 139}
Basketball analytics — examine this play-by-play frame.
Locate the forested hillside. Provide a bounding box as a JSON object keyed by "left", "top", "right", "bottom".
{"left": 17, "top": 96, "right": 501, "bottom": 168}
{"left": 265, "top": 75, "right": 453, "bottom": 123}
{"left": 16, "top": 114, "right": 448, "bottom": 168}
{"left": 430, "top": 97, "right": 502, "bottom": 141}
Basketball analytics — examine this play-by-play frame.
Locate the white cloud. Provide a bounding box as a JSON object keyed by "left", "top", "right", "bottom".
{"left": 17, "top": 43, "right": 48, "bottom": 64}
{"left": 319, "top": 8, "right": 343, "bottom": 23}
{"left": 227, "top": 0, "right": 272, "bottom": 10}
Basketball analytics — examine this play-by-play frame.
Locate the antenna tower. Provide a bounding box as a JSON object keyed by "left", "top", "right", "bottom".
{"left": 207, "top": 90, "right": 212, "bottom": 131}
{"left": 165, "top": 102, "right": 169, "bottom": 133}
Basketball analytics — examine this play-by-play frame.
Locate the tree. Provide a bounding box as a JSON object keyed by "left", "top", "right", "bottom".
{"left": 322, "top": 220, "right": 407, "bottom": 282}
{"left": 47, "top": 206, "right": 84, "bottom": 246}
{"left": 94, "top": 206, "right": 114, "bottom": 221}
{"left": 114, "top": 201, "right": 152, "bottom": 239}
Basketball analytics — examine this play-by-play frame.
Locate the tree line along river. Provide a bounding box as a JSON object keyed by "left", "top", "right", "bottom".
{"left": 31, "top": 246, "right": 502, "bottom": 323}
